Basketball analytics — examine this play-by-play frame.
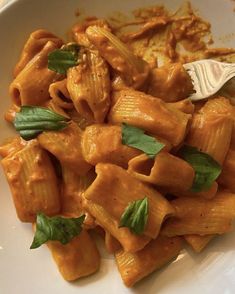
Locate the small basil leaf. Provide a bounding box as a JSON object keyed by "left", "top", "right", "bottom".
{"left": 14, "top": 120, "right": 68, "bottom": 131}
{"left": 30, "top": 213, "right": 85, "bottom": 249}
{"left": 119, "top": 197, "right": 148, "bottom": 235}
{"left": 14, "top": 106, "right": 69, "bottom": 140}
{"left": 48, "top": 43, "right": 80, "bottom": 74}
{"left": 122, "top": 123, "right": 165, "bottom": 158}
{"left": 180, "top": 145, "right": 222, "bottom": 192}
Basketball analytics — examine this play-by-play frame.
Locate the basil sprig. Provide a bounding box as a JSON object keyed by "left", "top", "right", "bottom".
{"left": 30, "top": 213, "right": 85, "bottom": 249}
{"left": 119, "top": 197, "right": 148, "bottom": 235}
{"left": 14, "top": 106, "right": 69, "bottom": 140}
{"left": 122, "top": 123, "right": 165, "bottom": 159}
{"left": 48, "top": 43, "right": 80, "bottom": 74}
{"left": 180, "top": 145, "right": 222, "bottom": 192}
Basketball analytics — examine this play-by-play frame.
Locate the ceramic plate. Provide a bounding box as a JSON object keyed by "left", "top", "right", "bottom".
{"left": 0, "top": 0, "right": 235, "bottom": 293}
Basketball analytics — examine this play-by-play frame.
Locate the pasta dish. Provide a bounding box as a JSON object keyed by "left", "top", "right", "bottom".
{"left": 1, "top": 2, "right": 235, "bottom": 288}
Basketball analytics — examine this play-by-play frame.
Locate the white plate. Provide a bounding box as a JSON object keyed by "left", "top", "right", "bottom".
{"left": 0, "top": 1, "right": 235, "bottom": 293}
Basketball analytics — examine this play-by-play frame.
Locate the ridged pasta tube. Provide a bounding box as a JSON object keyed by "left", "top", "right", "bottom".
{"left": 13, "top": 29, "right": 63, "bottom": 77}
{"left": 47, "top": 229, "right": 100, "bottom": 281}
{"left": 81, "top": 124, "right": 141, "bottom": 168}
{"left": 83, "top": 199, "right": 151, "bottom": 253}
{"left": 161, "top": 191, "right": 235, "bottom": 236}
{"left": 109, "top": 88, "right": 191, "bottom": 146}
{"left": 186, "top": 97, "right": 233, "bottom": 165}
{"left": 67, "top": 48, "right": 110, "bottom": 123}
{"left": 86, "top": 26, "right": 150, "bottom": 89}
{"left": 115, "top": 235, "right": 182, "bottom": 287}
{"left": 84, "top": 163, "right": 175, "bottom": 239}
{"left": 10, "top": 41, "right": 62, "bottom": 106}
{"left": 128, "top": 152, "right": 195, "bottom": 191}
{"left": 1, "top": 140, "right": 60, "bottom": 222}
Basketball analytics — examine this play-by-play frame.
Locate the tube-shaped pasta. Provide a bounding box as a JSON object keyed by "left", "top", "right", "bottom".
{"left": 84, "top": 163, "right": 175, "bottom": 239}
{"left": 115, "top": 236, "right": 182, "bottom": 287}
{"left": 83, "top": 199, "right": 151, "bottom": 252}
{"left": 109, "top": 88, "right": 191, "bottom": 146}
{"left": 218, "top": 149, "right": 235, "bottom": 192}
{"left": 128, "top": 152, "right": 195, "bottom": 191}
{"left": 49, "top": 79, "right": 73, "bottom": 110}
{"left": 0, "top": 136, "right": 26, "bottom": 158}
{"left": 38, "top": 122, "right": 91, "bottom": 176}
{"left": 147, "top": 63, "right": 193, "bottom": 102}
{"left": 161, "top": 191, "right": 235, "bottom": 237}
{"left": 81, "top": 124, "right": 141, "bottom": 168}
{"left": 10, "top": 41, "right": 62, "bottom": 106}
{"left": 47, "top": 229, "right": 100, "bottom": 281}
{"left": 13, "top": 29, "right": 63, "bottom": 77}
{"left": 67, "top": 48, "right": 110, "bottom": 123}
{"left": 169, "top": 99, "right": 195, "bottom": 115}
{"left": 184, "top": 234, "right": 214, "bottom": 253}
{"left": 1, "top": 140, "right": 60, "bottom": 222}
{"left": 86, "top": 26, "right": 150, "bottom": 89}
{"left": 186, "top": 97, "right": 233, "bottom": 165}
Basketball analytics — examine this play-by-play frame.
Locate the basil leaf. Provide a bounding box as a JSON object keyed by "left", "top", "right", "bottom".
{"left": 180, "top": 145, "right": 222, "bottom": 192}
{"left": 30, "top": 213, "right": 85, "bottom": 249}
{"left": 14, "top": 106, "right": 69, "bottom": 140}
{"left": 119, "top": 197, "right": 148, "bottom": 235}
{"left": 122, "top": 123, "right": 165, "bottom": 158}
{"left": 48, "top": 43, "right": 80, "bottom": 74}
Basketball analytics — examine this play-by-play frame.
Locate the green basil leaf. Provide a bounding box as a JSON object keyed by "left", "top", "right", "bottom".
{"left": 119, "top": 197, "right": 148, "bottom": 235}
{"left": 15, "top": 105, "right": 67, "bottom": 122}
{"left": 122, "top": 123, "right": 165, "bottom": 158}
{"left": 30, "top": 213, "right": 85, "bottom": 249}
{"left": 48, "top": 43, "right": 80, "bottom": 74}
{"left": 180, "top": 145, "right": 222, "bottom": 192}
{"left": 14, "top": 106, "right": 69, "bottom": 140}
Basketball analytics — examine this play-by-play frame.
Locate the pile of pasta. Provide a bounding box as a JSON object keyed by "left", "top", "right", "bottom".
{"left": 1, "top": 16, "right": 235, "bottom": 288}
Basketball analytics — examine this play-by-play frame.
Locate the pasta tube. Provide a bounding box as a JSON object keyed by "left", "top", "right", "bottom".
{"left": 161, "top": 191, "right": 235, "bottom": 236}
{"left": 186, "top": 97, "right": 233, "bottom": 165}
{"left": 47, "top": 230, "right": 100, "bottom": 281}
{"left": 14, "top": 29, "right": 63, "bottom": 77}
{"left": 128, "top": 152, "right": 195, "bottom": 191}
{"left": 81, "top": 124, "right": 141, "bottom": 168}
{"left": 10, "top": 41, "right": 62, "bottom": 106}
{"left": 109, "top": 88, "right": 191, "bottom": 146}
{"left": 115, "top": 236, "right": 182, "bottom": 287}
{"left": 1, "top": 140, "right": 60, "bottom": 222}
{"left": 147, "top": 63, "right": 193, "bottom": 102}
{"left": 83, "top": 199, "right": 151, "bottom": 253}
{"left": 84, "top": 163, "right": 175, "bottom": 239}
{"left": 86, "top": 26, "right": 150, "bottom": 89}
{"left": 38, "top": 121, "right": 91, "bottom": 176}
{"left": 67, "top": 48, "right": 110, "bottom": 123}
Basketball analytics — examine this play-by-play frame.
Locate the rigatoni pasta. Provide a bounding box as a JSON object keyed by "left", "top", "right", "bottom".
{"left": 1, "top": 2, "right": 235, "bottom": 289}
